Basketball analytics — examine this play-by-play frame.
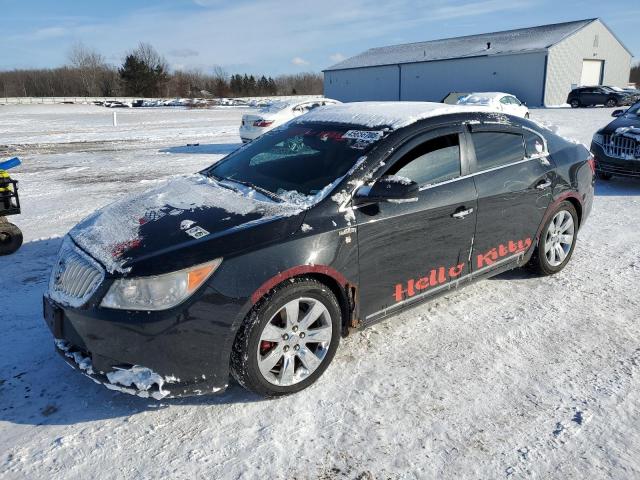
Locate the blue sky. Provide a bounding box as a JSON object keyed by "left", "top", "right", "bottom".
{"left": 1, "top": 0, "right": 638, "bottom": 75}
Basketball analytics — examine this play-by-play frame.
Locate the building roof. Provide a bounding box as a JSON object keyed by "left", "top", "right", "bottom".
{"left": 294, "top": 101, "right": 494, "bottom": 129}
{"left": 325, "top": 19, "right": 599, "bottom": 71}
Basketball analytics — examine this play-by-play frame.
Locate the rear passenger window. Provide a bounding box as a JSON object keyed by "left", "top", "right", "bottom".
{"left": 387, "top": 134, "right": 460, "bottom": 186}
{"left": 471, "top": 132, "right": 525, "bottom": 171}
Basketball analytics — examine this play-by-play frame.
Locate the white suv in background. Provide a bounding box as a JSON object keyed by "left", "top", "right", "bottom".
{"left": 456, "top": 92, "right": 530, "bottom": 118}
{"left": 239, "top": 98, "right": 341, "bottom": 142}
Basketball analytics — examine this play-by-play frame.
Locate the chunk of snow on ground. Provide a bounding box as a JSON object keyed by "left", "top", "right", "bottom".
{"left": 300, "top": 223, "right": 313, "bottom": 232}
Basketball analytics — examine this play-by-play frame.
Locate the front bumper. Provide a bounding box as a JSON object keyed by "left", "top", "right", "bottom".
{"left": 591, "top": 142, "right": 640, "bottom": 178}
{"left": 43, "top": 290, "right": 238, "bottom": 398}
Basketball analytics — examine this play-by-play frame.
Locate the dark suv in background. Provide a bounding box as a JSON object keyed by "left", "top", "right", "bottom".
{"left": 567, "top": 86, "right": 637, "bottom": 108}
{"left": 591, "top": 101, "right": 640, "bottom": 179}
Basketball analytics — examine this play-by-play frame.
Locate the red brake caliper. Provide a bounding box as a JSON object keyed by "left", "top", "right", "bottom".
{"left": 260, "top": 341, "right": 274, "bottom": 354}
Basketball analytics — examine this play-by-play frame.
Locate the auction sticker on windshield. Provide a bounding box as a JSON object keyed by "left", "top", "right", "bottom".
{"left": 342, "top": 130, "right": 385, "bottom": 142}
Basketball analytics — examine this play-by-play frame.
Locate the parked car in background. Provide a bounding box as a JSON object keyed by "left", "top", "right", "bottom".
{"left": 456, "top": 92, "right": 530, "bottom": 118}
{"left": 104, "top": 101, "right": 129, "bottom": 108}
{"left": 239, "top": 98, "right": 341, "bottom": 142}
{"left": 45, "top": 102, "right": 594, "bottom": 399}
{"left": 567, "top": 86, "right": 636, "bottom": 108}
{"left": 591, "top": 101, "right": 640, "bottom": 179}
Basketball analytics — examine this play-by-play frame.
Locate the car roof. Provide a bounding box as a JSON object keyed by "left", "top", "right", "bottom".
{"left": 294, "top": 101, "right": 494, "bottom": 130}
{"left": 259, "top": 98, "right": 340, "bottom": 113}
{"left": 458, "top": 92, "right": 515, "bottom": 104}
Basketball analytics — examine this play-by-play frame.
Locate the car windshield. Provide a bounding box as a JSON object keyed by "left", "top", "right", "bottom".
{"left": 458, "top": 94, "right": 493, "bottom": 105}
{"left": 258, "top": 101, "right": 291, "bottom": 113}
{"left": 205, "top": 123, "right": 384, "bottom": 200}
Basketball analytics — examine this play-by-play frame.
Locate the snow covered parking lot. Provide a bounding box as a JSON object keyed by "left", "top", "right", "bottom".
{"left": 1, "top": 104, "right": 639, "bottom": 479}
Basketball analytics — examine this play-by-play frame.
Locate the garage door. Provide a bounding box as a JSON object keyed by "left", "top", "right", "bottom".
{"left": 580, "top": 60, "right": 603, "bottom": 86}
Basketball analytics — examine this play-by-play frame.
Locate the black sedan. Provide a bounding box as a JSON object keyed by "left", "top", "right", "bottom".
{"left": 44, "top": 102, "right": 595, "bottom": 398}
{"left": 591, "top": 101, "right": 640, "bottom": 179}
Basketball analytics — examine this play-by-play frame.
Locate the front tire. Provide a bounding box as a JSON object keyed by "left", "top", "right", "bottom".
{"left": 528, "top": 201, "right": 578, "bottom": 275}
{"left": 0, "top": 220, "right": 23, "bottom": 255}
{"left": 231, "top": 279, "right": 341, "bottom": 397}
{"left": 570, "top": 99, "right": 580, "bottom": 108}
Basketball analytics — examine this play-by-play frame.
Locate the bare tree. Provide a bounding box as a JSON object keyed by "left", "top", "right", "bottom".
{"left": 68, "top": 42, "right": 108, "bottom": 96}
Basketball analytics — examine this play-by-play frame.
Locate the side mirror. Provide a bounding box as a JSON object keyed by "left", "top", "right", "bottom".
{"left": 611, "top": 109, "right": 624, "bottom": 117}
{"left": 353, "top": 175, "right": 419, "bottom": 205}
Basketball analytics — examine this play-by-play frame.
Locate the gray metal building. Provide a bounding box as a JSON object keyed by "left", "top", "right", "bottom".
{"left": 323, "top": 19, "right": 632, "bottom": 107}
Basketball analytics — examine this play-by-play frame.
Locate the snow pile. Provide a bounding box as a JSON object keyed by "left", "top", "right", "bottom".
{"left": 296, "top": 101, "right": 492, "bottom": 129}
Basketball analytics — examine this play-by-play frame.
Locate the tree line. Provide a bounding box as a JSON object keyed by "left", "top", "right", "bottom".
{"left": 630, "top": 64, "right": 640, "bottom": 86}
{"left": 0, "top": 42, "right": 323, "bottom": 98}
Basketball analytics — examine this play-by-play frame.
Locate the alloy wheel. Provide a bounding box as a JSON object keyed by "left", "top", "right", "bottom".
{"left": 544, "top": 210, "right": 575, "bottom": 267}
{"left": 257, "top": 297, "right": 333, "bottom": 386}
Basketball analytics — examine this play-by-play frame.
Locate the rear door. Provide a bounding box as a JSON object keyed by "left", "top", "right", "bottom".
{"left": 467, "top": 125, "right": 554, "bottom": 272}
{"left": 355, "top": 126, "right": 477, "bottom": 323}
{"left": 581, "top": 88, "right": 600, "bottom": 106}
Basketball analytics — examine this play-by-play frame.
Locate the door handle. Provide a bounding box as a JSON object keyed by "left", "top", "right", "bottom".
{"left": 452, "top": 207, "right": 474, "bottom": 219}
{"left": 536, "top": 179, "right": 552, "bottom": 190}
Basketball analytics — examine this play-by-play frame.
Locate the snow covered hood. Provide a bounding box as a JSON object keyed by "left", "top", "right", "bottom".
{"left": 296, "top": 102, "right": 491, "bottom": 130}
{"left": 70, "top": 174, "right": 306, "bottom": 274}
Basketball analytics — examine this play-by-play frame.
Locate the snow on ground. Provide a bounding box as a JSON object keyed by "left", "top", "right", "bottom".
{"left": 1, "top": 104, "right": 639, "bottom": 479}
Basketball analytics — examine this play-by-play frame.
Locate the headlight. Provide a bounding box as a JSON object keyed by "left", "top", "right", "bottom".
{"left": 100, "top": 259, "right": 222, "bottom": 311}
{"left": 592, "top": 133, "right": 604, "bottom": 145}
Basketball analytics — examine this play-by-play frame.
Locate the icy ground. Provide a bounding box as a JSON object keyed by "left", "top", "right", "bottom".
{"left": 1, "top": 104, "right": 639, "bottom": 479}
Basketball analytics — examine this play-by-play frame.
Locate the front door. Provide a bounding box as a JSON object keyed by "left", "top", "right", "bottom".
{"left": 467, "top": 126, "right": 554, "bottom": 273}
{"left": 355, "top": 127, "right": 477, "bottom": 323}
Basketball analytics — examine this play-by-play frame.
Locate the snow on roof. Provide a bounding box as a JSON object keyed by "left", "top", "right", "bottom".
{"left": 295, "top": 101, "right": 492, "bottom": 129}
{"left": 458, "top": 92, "right": 511, "bottom": 105}
{"left": 325, "top": 19, "right": 597, "bottom": 71}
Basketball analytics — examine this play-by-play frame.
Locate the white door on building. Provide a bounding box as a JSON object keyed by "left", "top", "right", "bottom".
{"left": 580, "top": 60, "right": 604, "bottom": 86}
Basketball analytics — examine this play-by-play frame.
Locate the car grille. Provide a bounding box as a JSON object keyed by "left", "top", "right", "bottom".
{"left": 603, "top": 134, "right": 640, "bottom": 159}
{"left": 49, "top": 237, "right": 105, "bottom": 307}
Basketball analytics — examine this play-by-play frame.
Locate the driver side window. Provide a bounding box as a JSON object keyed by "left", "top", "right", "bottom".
{"left": 386, "top": 134, "right": 461, "bottom": 186}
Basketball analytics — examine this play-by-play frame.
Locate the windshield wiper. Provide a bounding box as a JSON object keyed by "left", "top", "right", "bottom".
{"left": 221, "top": 177, "right": 284, "bottom": 203}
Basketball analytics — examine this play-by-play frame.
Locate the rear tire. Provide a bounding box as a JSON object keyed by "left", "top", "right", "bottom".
{"left": 231, "top": 278, "right": 341, "bottom": 397}
{"left": 605, "top": 98, "right": 617, "bottom": 108}
{"left": 528, "top": 201, "right": 578, "bottom": 276}
{"left": 0, "top": 220, "right": 23, "bottom": 255}
{"left": 570, "top": 99, "right": 580, "bottom": 108}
